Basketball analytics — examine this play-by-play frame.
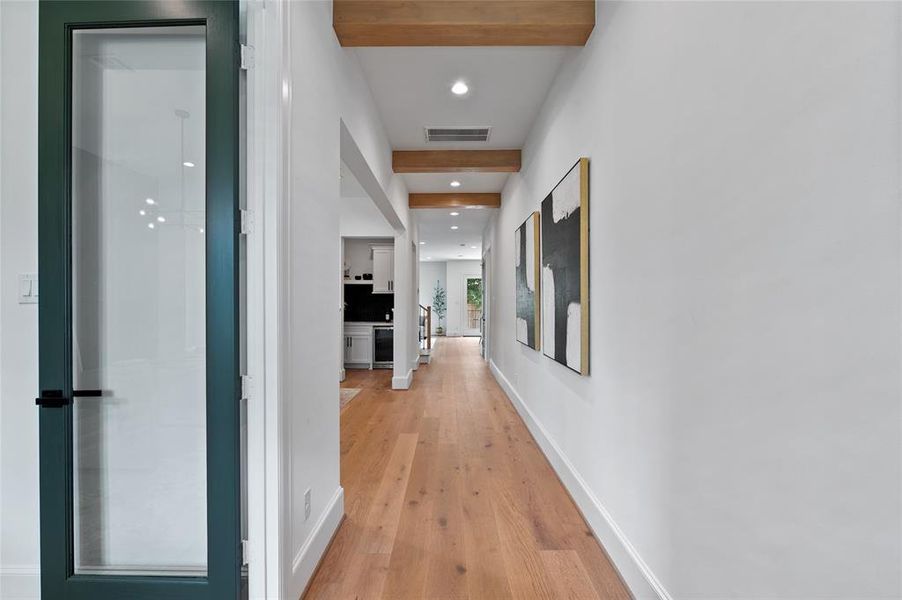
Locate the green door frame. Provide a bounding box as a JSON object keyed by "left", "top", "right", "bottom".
{"left": 37, "top": 2, "right": 241, "bottom": 598}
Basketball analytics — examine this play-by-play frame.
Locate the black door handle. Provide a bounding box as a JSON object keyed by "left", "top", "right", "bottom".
{"left": 35, "top": 389, "right": 104, "bottom": 407}
{"left": 35, "top": 390, "right": 69, "bottom": 407}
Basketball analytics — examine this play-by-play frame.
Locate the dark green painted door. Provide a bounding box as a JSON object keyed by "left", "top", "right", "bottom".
{"left": 37, "top": 2, "right": 241, "bottom": 598}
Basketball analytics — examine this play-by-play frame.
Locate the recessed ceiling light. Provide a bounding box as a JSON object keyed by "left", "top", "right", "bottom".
{"left": 470, "top": 246, "right": 477, "bottom": 249}
{"left": 425, "top": 257, "right": 432, "bottom": 260}
{"left": 147, "top": 223, "right": 155, "bottom": 229}
{"left": 450, "top": 180, "right": 461, "bottom": 188}
{"left": 450, "top": 225, "right": 459, "bottom": 230}
{"left": 139, "top": 209, "right": 146, "bottom": 216}
{"left": 198, "top": 227, "right": 205, "bottom": 233}
{"left": 145, "top": 198, "right": 155, "bottom": 205}
{"left": 419, "top": 241, "right": 426, "bottom": 245}
{"left": 451, "top": 81, "right": 468, "bottom": 95}
{"left": 157, "top": 216, "right": 166, "bottom": 223}
{"left": 449, "top": 211, "right": 460, "bottom": 216}
{"left": 183, "top": 161, "right": 195, "bottom": 168}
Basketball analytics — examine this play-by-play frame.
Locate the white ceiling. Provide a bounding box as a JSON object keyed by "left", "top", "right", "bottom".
{"left": 401, "top": 172, "right": 510, "bottom": 194}
{"left": 354, "top": 46, "right": 571, "bottom": 150}
{"left": 416, "top": 208, "right": 495, "bottom": 262}
{"left": 354, "top": 46, "right": 572, "bottom": 194}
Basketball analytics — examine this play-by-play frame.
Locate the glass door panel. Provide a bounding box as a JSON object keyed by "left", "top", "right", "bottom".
{"left": 70, "top": 25, "right": 208, "bottom": 577}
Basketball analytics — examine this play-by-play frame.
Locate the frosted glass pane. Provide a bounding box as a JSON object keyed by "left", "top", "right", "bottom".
{"left": 71, "top": 26, "right": 207, "bottom": 577}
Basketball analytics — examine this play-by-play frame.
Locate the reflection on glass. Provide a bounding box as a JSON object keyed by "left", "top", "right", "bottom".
{"left": 71, "top": 26, "right": 207, "bottom": 577}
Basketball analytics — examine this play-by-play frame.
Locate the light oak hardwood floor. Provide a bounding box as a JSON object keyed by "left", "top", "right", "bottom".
{"left": 304, "top": 337, "right": 631, "bottom": 600}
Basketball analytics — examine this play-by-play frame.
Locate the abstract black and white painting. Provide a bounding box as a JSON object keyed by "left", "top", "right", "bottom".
{"left": 515, "top": 212, "right": 541, "bottom": 350}
{"left": 541, "top": 158, "right": 589, "bottom": 375}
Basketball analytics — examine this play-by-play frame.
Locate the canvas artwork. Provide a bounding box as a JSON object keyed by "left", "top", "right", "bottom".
{"left": 541, "top": 158, "right": 589, "bottom": 375}
{"left": 515, "top": 211, "right": 541, "bottom": 350}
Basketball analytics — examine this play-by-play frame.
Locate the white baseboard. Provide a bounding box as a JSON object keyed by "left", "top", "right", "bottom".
{"left": 290, "top": 486, "right": 344, "bottom": 596}
{"left": 0, "top": 566, "right": 40, "bottom": 599}
{"left": 489, "top": 361, "right": 672, "bottom": 600}
{"left": 392, "top": 368, "right": 413, "bottom": 390}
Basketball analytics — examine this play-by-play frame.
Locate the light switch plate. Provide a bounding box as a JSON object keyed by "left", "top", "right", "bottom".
{"left": 18, "top": 274, "right": 37, "bottom": 304}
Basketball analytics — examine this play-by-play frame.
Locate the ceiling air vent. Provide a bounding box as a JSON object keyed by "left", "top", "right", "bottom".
{"left": 425, "top": 127, "right": 491, "bottom": 143}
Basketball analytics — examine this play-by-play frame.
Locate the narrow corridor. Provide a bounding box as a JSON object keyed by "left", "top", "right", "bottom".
{"left": 304, "top": 338, "right": 630, "bottom": 599}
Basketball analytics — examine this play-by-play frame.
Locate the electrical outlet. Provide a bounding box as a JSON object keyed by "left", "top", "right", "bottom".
{"left": 304, "top": 488, "right": 311, "bottom": 521}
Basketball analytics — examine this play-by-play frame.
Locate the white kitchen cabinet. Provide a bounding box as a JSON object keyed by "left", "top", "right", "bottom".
{"left": 346, "top": 334, "right": 371, "bottom": 365}
{"left": 344, "top": 324, "right": 373, "bottom": 368}
{"left": 371, "top": 245, "right": 394, "bottom": 294}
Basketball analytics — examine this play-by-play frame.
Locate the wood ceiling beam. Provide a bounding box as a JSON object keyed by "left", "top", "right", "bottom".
{"left": 334, "top": 1, "right": 595, "bottom": 47}
{"left": 409, "top": 193, "right": 501, "bottom": 209}
{"left": 393, "top": 150, "right": 521, "bottom": 173}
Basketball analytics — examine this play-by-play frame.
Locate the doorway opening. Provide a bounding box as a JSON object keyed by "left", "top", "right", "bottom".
{"left": 463, "top": 276, "right": 483, "bottom": 337}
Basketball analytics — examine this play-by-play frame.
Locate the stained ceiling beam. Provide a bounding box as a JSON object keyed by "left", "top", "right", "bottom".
{"left": 393, "top": 150, "right": 521, "bottom": 173}
{"left": 334, "top": 1, "right": 595, "bottom": 47}
{"left": 409, "top": 193, "right": 501, "bottom": 209}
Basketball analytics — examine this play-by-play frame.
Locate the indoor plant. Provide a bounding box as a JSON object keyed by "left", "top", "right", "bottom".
{"left": 432, "top": 281, "right": 447, "bottom": 335}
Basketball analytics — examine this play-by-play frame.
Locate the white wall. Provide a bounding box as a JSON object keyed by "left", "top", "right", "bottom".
{"left": 418, "top": 261, "right": 446, "bottom": 334}
{"left": 417, "top": 260, "right": 481, "bottom": 336}
{"left": 343, "top": 237, "right": 393, "bottom": 280}
{"left": 389, "top": 177, "right": 419, "bottom": 388}
{"left": 486, "top": 2, "right": 901, "bottom": 598}
{"left": 282, "top": 1, "right": 414, "bottom": 596}
{"left": 0, "top": 2, "right": 40, "bottom": 597}
{"left": 445, "top": 260, "right": 481, "bottom": 336}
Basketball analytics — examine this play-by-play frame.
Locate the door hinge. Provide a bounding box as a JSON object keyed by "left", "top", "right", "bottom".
{"left": 241, "top": 539, "right": 250, "bottom": 566}
{"left": 241, "top": 375, "right": 254, "bottom": 400}
{"left": 240, "top": 209, "right": 254, "bottom": 235}
{"left": 240, "top": 44, "right": 255, "bottom": 71}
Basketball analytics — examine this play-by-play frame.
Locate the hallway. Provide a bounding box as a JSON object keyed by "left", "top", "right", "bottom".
{"left": 304, "top": 338, "right": 630, "bottom": 599}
